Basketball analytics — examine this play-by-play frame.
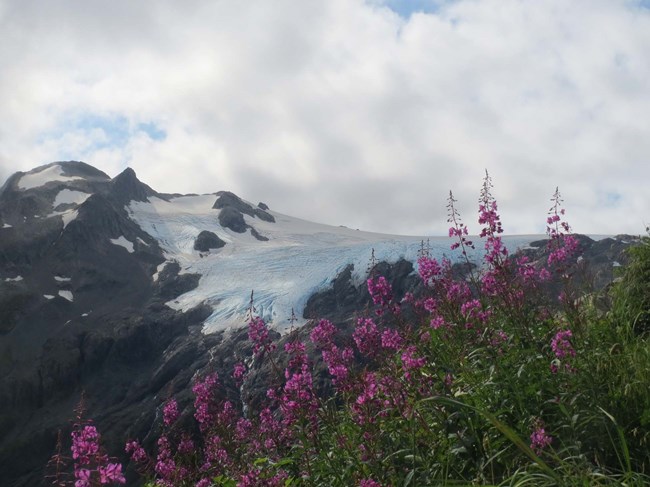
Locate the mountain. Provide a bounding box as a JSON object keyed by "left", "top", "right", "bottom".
{"left": 0, "top": 161, "right": 638, "bottom": 486}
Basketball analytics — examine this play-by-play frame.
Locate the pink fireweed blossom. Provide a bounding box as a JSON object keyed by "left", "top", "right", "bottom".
{"left": 321, "top": 344, "right": 353, "bottom": 386}
{"left": 367, "top": 275, "right": 393, "bottom": 308}
{"left": 359, "top": 480, "right": 384, "bottom": 487}
{"left": 154, "top": 436, "right": 176, "bottom": 480}
{"left": 192, "top": 373, "right": 219, "bottom": 431}
{"left": 74, "top": 468, "right": 91, "bottom": 487}
{"left": 353, "top": 372, "right": 380, "bottom": 425}
{"left": 381, "top": 328, "right": 403, "bottom": 350}
{"left": 551, "top": 330, "right": 576, "bottom": 359}
{"left": 284, "top": 340, "right": 308, "bottom": 373}
{"left": 98, "top": 463, "right": 126, "bottom": 484}
{"left": 125, "top": 440, "right": 147, "bottom": 463}
{"left": 281, "top": 363, "right": 319, "bottom": 425}
{"left": 447, "top": 190, "right": 474, "bottom": 253}
{"left": 353, "top": 317, "right": 381, "bottom": 357}
{"left": 401, "top": 346, "right": 426, "bottom": 380}
{"left": 233, "top": 361, "right": 247, "bottom": 384}
{"left": 309, "top": 319, "right": 337, "bottom": 349}
{"left": 162, "top": 398, "right": 179, "bottom": 426}
{"left": 530, "top": 424, "right": 552, "bottom": 454}
{"left": 430, "top": 315, "right": 446, "bottom": 330}
{"left": 248, "top": 316, "right": 276, "bottom": 358}
{"left": 177, "top": 434, "right": 195, "bottom": 455}
{"left": 546, "top": 187, "right": 579, "bottom": 267}
{"left": 418, "top": 256, "right": 441, "bottom": 285}
{"left": 71, "top": 425, "right": 100, "bottom": 463}
{"left": 422, "top": 297, "right": 437, "bottom": 313}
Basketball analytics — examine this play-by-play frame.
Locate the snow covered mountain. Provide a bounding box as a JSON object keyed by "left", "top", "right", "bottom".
{"left": 0, "top": 161, "right": 635, "bottom": 486}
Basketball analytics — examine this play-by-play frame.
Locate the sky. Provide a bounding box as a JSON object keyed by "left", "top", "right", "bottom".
{"left": 0, "top": 0, "right": 649, "bottom": 236}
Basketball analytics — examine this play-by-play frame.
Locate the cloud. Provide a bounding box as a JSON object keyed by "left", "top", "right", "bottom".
{"left": 0, "top": 0, "right": 649, "bottom": 235}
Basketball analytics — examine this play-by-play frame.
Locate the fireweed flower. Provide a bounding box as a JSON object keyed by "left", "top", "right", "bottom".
{"left": 125, "top": 440, "right": 147, "bottom": 463}
{"left": 233, "top": 362, "right": 247, "bottom": 384}
{"left": 530, "top": 423, "right": 552, "bottom": 454}
{"left": 284, "top": 340, "right": 308, "bottom": 373}
{"left": 98, "top": 463, "right": 126, "bottom": 484}
{"left": 309, "top": 318, "right": 336, "bottom": 349}
{"left": 551, "top": 330, "right": 576, "bottom": 359}
{"left": 430, "top": 315, "right": 446, "bottom": 330}
{"left": 321, "top": 345, "right": 353, "bottom": 386}
{"left": 418, "top": 256, "right": 441, "bottom": 285}
{"left": 353, "top": 317, "right": 381, "bottom": 357}
{"left": 74, "top": 468, "right": 91, "bottom": 487}
{"left": 359, "top": 480, "right": 383, "bottom": 487}
{"left": 177, "top": 434, "right": 195, "bottom": 455}
{"left": 367, "top": 275, "right": 393, "bottom": 308}
{"left": 546, "top": 188, "right": 579, "bottom": 267}
{"left": 71, "top": 425, "right": 100, "bottom": 463}
{"left": 381, "top": 328, "right": 403, "bottom": 350}
{"left": 248, "top": 316, "right": 276, "bottom": 358}
{"left": 163, "top": 398, "right": 179, "bottom": 426}
{"left": 401, "top": 346, "right": 426, "bottom": 380}
{"left": 192, "top": 373, "right": 219, "bottom": 431}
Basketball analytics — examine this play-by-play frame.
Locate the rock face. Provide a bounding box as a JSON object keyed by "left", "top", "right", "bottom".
{"left": 218, "top": 206, "right": 248, "bottom": 233}
{"left": 194, "top": 230, "right": 226, "bottom": 251}
{"left": 213, "top": 191, "right": 275, "bottom": 223}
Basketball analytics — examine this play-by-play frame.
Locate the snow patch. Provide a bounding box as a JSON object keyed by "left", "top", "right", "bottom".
{"left": 110, "top": 236, "right": 135, "bottom": 253}
{"left": 54, "top": 276, "right": 71, "bottom": 282}
{"left": 153, "top": 261, "right": 170, "bottom": 282}
{"left": 44, "top": 294, "right": 55, "bottom": 300}
{"left": 2, "top": 223, "right": 12, "bottom": 228}
{"left": 61, "top": 210, "right": 78, "bottom": 229}
{"left": 4, "top": 276, "right": 23, "bottom": 282}
{"left": 58, "top": 290, "right": 74, "bottom": 301}
{"left": 53, "top": 189, "right": 92, "bottom": 207}
{"left": 18, "top": 164, "right": 84, "bottom": 190}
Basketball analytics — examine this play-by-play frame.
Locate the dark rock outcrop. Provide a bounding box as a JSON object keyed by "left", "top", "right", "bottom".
{"left": 218, "top": 206, "right": 248, "bottom": 233}
{"left": 109, "top": 167, "right": 157, "bottom": 205}
{"left": 213, "top": 191, "right": 275, "bottom": 223}
{"left": 250, "top": 228, "right": 269, "bottom": 242}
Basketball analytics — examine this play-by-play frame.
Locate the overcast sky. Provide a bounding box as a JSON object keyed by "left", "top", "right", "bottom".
{"left": 1, "top": 0, "right": 649, "bottom": 236}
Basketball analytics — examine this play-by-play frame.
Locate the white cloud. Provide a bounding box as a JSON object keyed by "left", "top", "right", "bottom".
{"left": 0, "top": 0, "right": 649, "bottom": 235}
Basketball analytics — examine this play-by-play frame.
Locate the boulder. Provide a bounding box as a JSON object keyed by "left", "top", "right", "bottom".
{"left": 194, "top": 230, "right": 226, "bottom": 251}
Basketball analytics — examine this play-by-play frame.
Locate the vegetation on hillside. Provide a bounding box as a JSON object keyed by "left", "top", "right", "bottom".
{"left": 48, "top": 175, "right": 650, "bottom": 486}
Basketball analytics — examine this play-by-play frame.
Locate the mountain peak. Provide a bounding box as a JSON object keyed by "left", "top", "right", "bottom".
{"left": 110, "top": 167, "right": 156, "bottom": 204}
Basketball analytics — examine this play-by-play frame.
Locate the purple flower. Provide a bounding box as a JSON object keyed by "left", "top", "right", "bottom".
{"left": 418, "top": 256, "right": 441, "bottom": 285}
{"left": 551, "top": 330, "right": 575, "bottom": 359}
{"left": 163, "top": 398, "right": 179, "bottom": 426}
{"left": 125, "top": 440, "right": 147, "bottom": 463}
{"left": 353, "top": 318, "right": 380, "bottom": 357}
{"left": 98, "top": 463, "right": 126, "bottom": 484}
{"left": 192, "top": 373, "right": 219, "bottom": 430}
{"left": 380, "top": 329, "right": 403, "bottom": 350}
{"left": 248, "top": 316, "right": 275, "bottom": 357}
{"left": 310, "top": 319, "right": 336, "bottom": 349}
{"left": 367, "top": 276, "right": 393, "bottom": 307}
{"left": 233, "top": 362, "right": 247, "bottom": 384}
{"left": 359, "top": 480, "right": 383, "bottom": 487}
{"left": 530, "top": 424, "right": 552, "bottom": 454}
